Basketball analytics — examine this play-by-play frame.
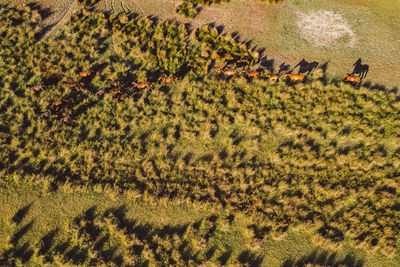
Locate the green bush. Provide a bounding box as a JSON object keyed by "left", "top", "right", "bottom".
{"left": 175, "top": 0, "right": 229, "bottom": 18}
{"left": 76, "top": 0, "right": 101, "bottom": 10}
{"left": 176, "top": 2, "right": 200, "bottom": 18}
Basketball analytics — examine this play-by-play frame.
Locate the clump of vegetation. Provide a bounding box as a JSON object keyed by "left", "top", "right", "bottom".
{"left": 176, "top": 0, "right": 229, "bottom": 18}
{"left": 193, "top": 25, "right": 259, "bottom": 67}
{"left": 76, "top": 0, "right": 101, "bottom": 10}
{"left": 260, "top": 0, "right": 283, "bottom": 3}
{"left": 1, "top": 4, "right": 400, "bottom": 261}
{"left": 176, "top": 2, "right": 200, "bottom": 18}
{"left": 110, "top": 12, "right": 257, "bottom": 77}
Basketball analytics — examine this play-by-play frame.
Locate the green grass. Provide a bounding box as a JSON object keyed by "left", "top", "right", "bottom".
{"left": 1, "top": 3, "right": 400, "bottom": 266}
{"left": 1, "top": 186, "right": 399, "bottom": 266}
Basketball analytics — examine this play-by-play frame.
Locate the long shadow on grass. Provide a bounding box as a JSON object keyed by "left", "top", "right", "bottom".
{"left": 282, "top": 249, "right": 364, "bottom": 267}
{"left": 0, "top": 219, "right": 35, "bottom": 264}
{"left": 38, "top": 229, "right": 59, "bottom": 255}
{"left": 11, "top": 220, "right": 35, "bottom": 245}
{"left": 12, "top": 203, "right": 33, "bottom": 225}
{"left": 0, "top": 242, "right": 34, "bottom": 265}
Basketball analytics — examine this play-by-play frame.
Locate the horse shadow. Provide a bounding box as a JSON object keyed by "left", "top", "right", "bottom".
{"left": 259, "top": 56, "right": 275, "bottom": 73}
{"left": 317, "top": 61, "right": 329, "bottom": 85}
{"left": 291, "top": 58, "right": 319, "bottom": 77}
{"left": 351, "top": 58, "right": 369, "bottom": 79}
{"left": 278, "top": 62, "right": 291, "bottom": 75}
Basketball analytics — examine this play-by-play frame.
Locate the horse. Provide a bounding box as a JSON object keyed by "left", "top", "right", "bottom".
{"left": 28, "top": 84, "right": 45, "bottom": 92}
{"left": 95, "top": 88, "right": 106, "bottom": 98}
{"left": 221, "top": 69, "right": 237, "bottom": 77}
{"left": 158, "top": 76, "right": 176, "bottom": 83}
{"left": 63, "top": 82, "right": 83, "bottom": 88}
{"left": 77, "top": 70, "right": 93, "bottom": 78}
{"left": 51, "top": 99, "right": 70, "bottom": 115}
{"left": 61, "top": 114, "right": 71, "bottom": 123}
{"left": 264, "top": 74, "right": 278, "bottom": 81}
{"left": 215, "top": 66, "right": 237, "bottom": 77}
{"left": 132, "top": 81, "right": 153, "bottom": 89}
{"left": 351, "top": 58, "right": 369, "bottom": 79}
{"left": 284, "top": 74, "right": 305, "bottom": 82}
{"left": 216, "top": 66, "right": 225, "bottom": 73}
{"left": 40, "top": 110, "right": 51, "bottom": 118}
{"left": 292, "top": 59, "right": 319, "bottom": 77}
{"left": 111, "top": 89, "right": 128, "bottom": 101}
{"left": 244, "top": 70, "right": 260, "bottom": 78}
{"left": 108, "top": 80, "right": 123, "bottom": 88}
{"left": 344, "top": 74, "right": 361, "bottom": 85}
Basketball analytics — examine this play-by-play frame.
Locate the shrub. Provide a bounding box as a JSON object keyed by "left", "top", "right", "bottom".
{"left": 176, "top": 2, "right": 200, "bottom": 18}
{"left": 76, "top": 0, "right": 101, "bottom": 10}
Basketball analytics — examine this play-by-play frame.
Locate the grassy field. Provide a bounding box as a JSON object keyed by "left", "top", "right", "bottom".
{"left": 1, "top": 186, "right": 399, "bottom": 266}
{"left": 1, "top": 2, "right": 400, "bottom": 266}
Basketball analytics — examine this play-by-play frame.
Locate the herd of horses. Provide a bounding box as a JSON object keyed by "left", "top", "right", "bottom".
{"left": 29, "top": 58, "right": 369, "bottom": 122}
{"left": 30, "top": 71, "right": 178, "bottom": 122}
{"left": 216, "top": 57, "right": 369, "bottom": 86}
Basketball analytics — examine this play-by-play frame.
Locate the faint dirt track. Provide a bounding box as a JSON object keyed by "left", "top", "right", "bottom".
{"left": 42, "top": 0, "right": 76, "bottom": 38}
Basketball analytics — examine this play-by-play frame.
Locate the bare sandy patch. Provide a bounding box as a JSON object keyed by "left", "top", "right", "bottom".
{"left": 295, "top": 10, "right": 356, "bottom": 47}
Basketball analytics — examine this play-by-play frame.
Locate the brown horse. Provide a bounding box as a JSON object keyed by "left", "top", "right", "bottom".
{"left": 244, "top": 70, "right": 260, "bottom": 78}
{"left": 221, "top": 69, "right": 237, "bottom": 77}
{"left": 51, "top": 99, "right": 70, "bottom": 115}
{"left": 132, "top": 81, "right": 153, "bottom": 89}
{"left": 111, "top": 89, "right": 128, "bottom": 101}
{"left": 108, "top": 80, "right": 124, "bottom": 88}
{"left": 344, "top": 74, "right": 361, "bottom": 85}
{"left": 264, "top": 74, "right": 278, "bottom": 81}
{"left": 28, "top": 84, "right": 45, "bottom": 92}
{"left": 216, "top": 66, "right": 237, "bottom": 77}
{"left": 77, "top": 70, "right": 94, "bottom": 78}
{"left": 158, "top": 76, "right": 176, "bottom": 83}
{"left": 284, "top": 74, "right": 305, "bottom": 82}
{"left": 61, "top": 114, "right": 71, "bottom": 123}
{"left": 95, "top": 88, "right": 106, "bottom": 98}
{"left": 63, "top": 82, "right": 83, "bottom": 88}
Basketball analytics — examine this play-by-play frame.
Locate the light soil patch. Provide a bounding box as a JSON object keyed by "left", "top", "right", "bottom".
{"left": 295, "top": 10, "right": 356, "bottom": 47}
